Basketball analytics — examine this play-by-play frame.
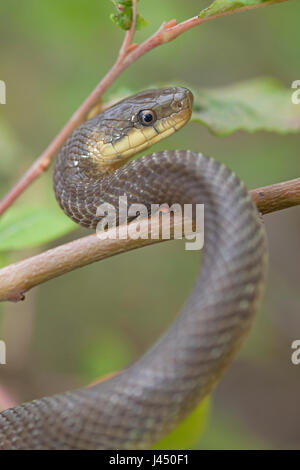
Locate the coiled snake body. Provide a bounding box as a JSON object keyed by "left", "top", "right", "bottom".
{"left": 0, "top": 87, "right": 267, "bottom": 449}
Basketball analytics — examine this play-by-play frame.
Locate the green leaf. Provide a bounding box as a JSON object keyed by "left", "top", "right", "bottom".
{"left": 110, "top": 1, "right": 148, "bottom": 31}
{"left": 152, "top": 397, "right": 210, "bottom": 450}
{"left": 110, "top": 10, "right": 132, "bottom": 31}
{"left": 0, "top": 206, "right": 77, "bottom": 251}
{"left": 199, "top": 0, "right": 278, "bottom": 18}
{"left": 117, "top": 0, "right": 133, "bottom": 6}
{"left": 136, "top": 13, "right": 149, "bottom": 31}
{"left": 192, "top": 77, "right": 300, "bottom": 135}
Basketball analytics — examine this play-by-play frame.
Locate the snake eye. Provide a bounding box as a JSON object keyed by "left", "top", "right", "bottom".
{"left": 138, "top": 109, "right": 157, "bottom": 126}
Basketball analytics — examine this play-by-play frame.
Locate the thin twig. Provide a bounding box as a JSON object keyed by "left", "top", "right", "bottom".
{"left": 0, "top": 0, "right": 289, "bottom": 217}
{"left": 156, "top": 0, "right": 289, "bottom": 43}
{"left": 0, "top": 175, "right": 298, "bottom": 303}
{"left": 0, "top": 0, "right": 139, "bottom": 217}
{"left": 118, "top": 0, "right": 138, "bottom": 60}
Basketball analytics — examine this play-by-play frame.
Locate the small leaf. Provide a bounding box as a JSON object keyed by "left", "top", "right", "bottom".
{"left": 192, "top": 77, "right": 300, "bottom": 135}
{"left": 199, "top": 0, "right": 276, "bottom": 18}
{"left": 110, "top": 11, "right": 132, "bottom": 30}
{"left": 110, "top": 1, "right": 148, "bottom": 31}
{"left": 0, "top": 206, "right": 77, "bottom": 251}
{"left": 136, "top": 13, "right": 148, "bottom": 31}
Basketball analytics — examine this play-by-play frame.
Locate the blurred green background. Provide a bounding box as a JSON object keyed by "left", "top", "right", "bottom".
{"left": 0, "top": 0, "right": 299, "bottom": 449}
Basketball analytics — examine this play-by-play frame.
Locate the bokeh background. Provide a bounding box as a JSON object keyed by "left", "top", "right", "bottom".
{"left": 0, "top": 0, "right": 299, "bottom": 449}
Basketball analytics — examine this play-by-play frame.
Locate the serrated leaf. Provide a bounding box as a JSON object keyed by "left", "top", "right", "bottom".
{"left": 152, "top": 397, "right": 210, "bottom": 450}
{"left": 0, "top": 206, "right": 77, "bottom": 251}
{"left": 192, "top": 77, "right": 300, "bottom": 135}
{"left": 199, "top": 0, "right": 279, "bottom": 18}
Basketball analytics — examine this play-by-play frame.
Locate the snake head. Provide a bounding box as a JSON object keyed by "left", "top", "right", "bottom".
{"left": 84, "top": 87, "right": 194, "bottom": 173}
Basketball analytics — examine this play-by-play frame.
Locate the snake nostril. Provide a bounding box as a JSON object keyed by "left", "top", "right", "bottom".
{"left": 172, "top": 101, "right": 184, "bottom": 112}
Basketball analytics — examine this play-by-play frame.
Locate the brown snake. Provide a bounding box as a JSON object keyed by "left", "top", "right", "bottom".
{"left": 0, "top": 87, "right": 267, "bottom": 449}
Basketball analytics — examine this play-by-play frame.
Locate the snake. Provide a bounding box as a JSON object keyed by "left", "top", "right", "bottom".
{"left": 0, "top": 87, "right": 267, "bottom": 449}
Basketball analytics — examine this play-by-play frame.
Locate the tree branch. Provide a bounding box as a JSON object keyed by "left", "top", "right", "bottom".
{"left": 251, "top": 178, "right": 300, "bottom": 214}
{"left": 0, "top": 176, "right": 298, "bottom": 303}
{"left": 0, "top": 215, "right": 173, "bottom": 303}
{"left": 0, "top": 0, "right": 289, "bottom": 217}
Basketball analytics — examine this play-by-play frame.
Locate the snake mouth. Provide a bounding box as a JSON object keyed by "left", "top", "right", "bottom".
{"left": 109, "top": 108, "right": 192, "bottom": 159}
{"left": 90, "top": 88, "right": 194, "bottom": 172}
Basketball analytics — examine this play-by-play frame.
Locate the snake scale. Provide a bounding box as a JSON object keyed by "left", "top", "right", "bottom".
{"left": 0, "top": 87, "right": 267, "bottom": 449}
